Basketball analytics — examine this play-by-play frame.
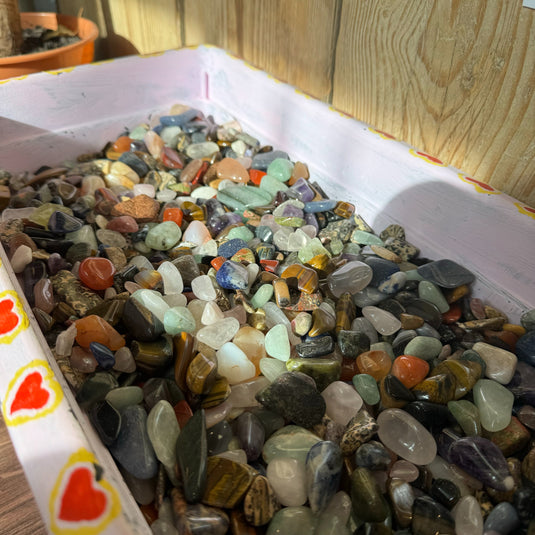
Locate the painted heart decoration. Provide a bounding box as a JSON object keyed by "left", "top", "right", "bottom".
{"left": 50, "top": 449, "right": 120, "bottom": 534}
{"left": 3, "top": 360, "right": 63, "bottom": 426}
{"left": 0, "top": 290, "right": 28, "bottom": 344}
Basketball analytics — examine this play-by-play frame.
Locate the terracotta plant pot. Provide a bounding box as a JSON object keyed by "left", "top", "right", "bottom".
{"left": 0, "top": 12, "right": 98, "bottom": 80}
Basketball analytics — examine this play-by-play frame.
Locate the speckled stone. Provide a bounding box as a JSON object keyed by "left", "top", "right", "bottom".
{"left": 243, "top": 475, "right": 280, "bottom": 526}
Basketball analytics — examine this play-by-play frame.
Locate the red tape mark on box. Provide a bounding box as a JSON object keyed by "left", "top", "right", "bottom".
{"left": 0, "top": 290, "right": 29, "bottom": 344}
{"left": 409, "top": 148, "right": 446, "bottom": 166}
{"left": 3, "top": 360, "right": 63, "bottom": 426}
{"left": 50, "top": 449, "right": 121, "bottom": 535}
{"left": 458, "top": 173, "right": 501, "bottom": 195}
{"left": 514, "top": 202, "right": 535, "bottom": 220}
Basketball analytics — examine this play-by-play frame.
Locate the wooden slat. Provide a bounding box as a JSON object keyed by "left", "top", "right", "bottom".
{"left": 0, "top": 413, "right": 47, "bottom": 535}
{"left": 105, "top": 0, "right": 181, "bottom": 55}
{"left": 184, "top": 0, "right": 340, "bottom": 101}
{"left": 332, "top": 0, "right": 535, "bottom": 205}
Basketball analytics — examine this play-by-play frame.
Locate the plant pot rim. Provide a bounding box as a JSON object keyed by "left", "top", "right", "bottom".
{"left": 0, "top": 12, "right": 99, "bottom": 66}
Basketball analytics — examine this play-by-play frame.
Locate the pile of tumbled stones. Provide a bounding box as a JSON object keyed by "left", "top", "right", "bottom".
{"left": 1, "top": 104, "right": 534, "bottom": 535}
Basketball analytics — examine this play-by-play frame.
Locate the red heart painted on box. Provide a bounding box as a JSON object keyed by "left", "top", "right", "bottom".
{"left": 9, "top": 371, "right": 50, "bottom": 415}
{"left": 0, "top": 298, "right": 19, "bottom": 335}
{"left": 58, "top": 466, "right": 107, "bottom": 522}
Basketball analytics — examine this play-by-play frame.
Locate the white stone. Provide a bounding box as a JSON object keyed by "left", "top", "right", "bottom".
{"left": 55, "top": 323, "right": 77, "bottom": 356}
{"left": 452, "top": 496, "right": 483, "bottom": 535}
{"left": 259, "top": 357, "right": 287, "bottom": 382}
{"left": 201, "top": 301, "right": 225, "bottom": 325}
{"left": 157, "top": 261, "right": 184, "bottom": 294}
{"left": 10, "top": 245, "right": 33, "bottom": 273}
{"left": 131, "top": 289, "right": 170, "bottom": 322}
{"left": 321, "top": 381, "right": 363, "bottom": 426}
{"left": 267, "top": 458, "right": 307, "bottom": 507}
{"left": 191, "top": 274, "right": 217, "bottom": 301}
{"left": 472, "top": 342, "right": 517, "bottom": 384}
{"left": 362, "top": 306, "right": 401, "bottom": 336}
{"left": 133, "top": 183, "right": 155, "bottom": 198}
{"left": 265, "top": 324, "right": 291, "bottom": 361}
{"left": 183, "top": 220, "right": 212, "bottom": 246}
{"left": 196, "top": 317, "right": 240, "bottom": 350}
{"left": 227, "top": 376, "right": 269, "bottom": 408}
{"left": 216, "top": 342, "right": 256, "bottom": 384}
{"left": 162, "top": 293, "right": 187, "bottom": 308}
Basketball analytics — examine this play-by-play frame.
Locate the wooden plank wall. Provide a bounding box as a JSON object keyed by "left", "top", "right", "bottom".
{"left": 57, "top": 0, "right": 535, "bottom": 207}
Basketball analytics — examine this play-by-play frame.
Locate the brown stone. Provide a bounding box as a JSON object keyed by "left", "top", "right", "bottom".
{"left": 243, "top": 475, "right": 280, "bottom": 526}
{"left": 522, "top": 446, "right": 535, "bottom": 485}
{"left": 202, "top": 457, "right": 256, "bottom": 509}
{"left": 111, "top": 194, "right": 160, "bottom": 222}
{"left": 186, "top": 352, "right": 218, "bottom": 395}
{"left": 484, "top": 417, "right": 531, "bottom": 457}
{"left": 399, "top": 313, "right": 424, "bottom": 330}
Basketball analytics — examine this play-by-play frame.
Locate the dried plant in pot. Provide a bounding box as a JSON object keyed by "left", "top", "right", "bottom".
{"left": 0, "top": 1, "right": 98, "bottom": 80}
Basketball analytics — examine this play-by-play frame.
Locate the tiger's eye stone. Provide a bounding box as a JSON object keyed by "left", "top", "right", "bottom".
{"left": 186, "top": 352, "right": 218, "bottom": 395}
{"left": 281, "top": 264, "right": 319, "bottom": 294}
{"left": 202, "top": 456, "right": 257, "bottom": 508}
{"left": 391, "top": 355, "right": 430, "bottom": 389}
{"left": 431, "top": 359, "right": 481, "bottom": 400}
{"left": 75, "top": 314, "right": 125, "bottom": 350}
{"left": 412, "top": 373, "right": 456, "bottom": 404}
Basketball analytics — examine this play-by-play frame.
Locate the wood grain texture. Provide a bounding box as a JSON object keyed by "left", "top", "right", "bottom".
{"left": 184, "top": 0, "right": 340, "bottom": 101}
{"left": 105, "top": 0, "right": 181, "bottom": 55}
{"left": 332, "top": 0, "right": 535, "bottom": 205}
{"left": 0, "top": 413, "right": 47, "bottom": 535}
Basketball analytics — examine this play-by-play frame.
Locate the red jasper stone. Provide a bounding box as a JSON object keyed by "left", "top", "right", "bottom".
{"left": 249, "top": 169, "right": 266, "bottom": 186}
{"left": 78, "top": 257, "right": 116, "bottom": 290}
{"left": 106, "top": 215, "right": 139, "bottom": 233}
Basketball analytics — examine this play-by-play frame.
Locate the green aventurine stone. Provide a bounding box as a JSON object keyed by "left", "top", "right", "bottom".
{"left": 163, "top": 306, "right": 196, "bottom": 335}
{"left": 266, "top": 507, "right": 316, "bottom": 535}
{"left": 217, "top": 185, "right": 273, "bottom": 210}
{"left": 351, "top": 230, "right": 384, "bottom": 246}
{"left": 473, "top": 379, "right": 514, "bottom": 432}
{"left": 447, "top": 400, "right": 481, "bottom": 436}
{"left": 404, "top": 336, "right": 443, "bottom": 361}
{"left": 260, "top": 174, "right": 289, "bottom": 195}
{"left": 267, "top": 158, "right": 294, "bottom": 182}
{"left": 145, "top": 221, "right": 182, "bottom": 250}
{"left": 352, "top": 374, "right": 381, "bottom": 405}
{"left": 251, "top": 284, "right": 274, "bottom": 309}
{"left": 263, "top": 425, "right": 322, "bottom": 464}
{"left": 30, "top": 202, "right": 73, "bottom": 228}
{"left": 285, "top": 358, "right": 341, "bottom": 391}
{"left": 351, "top": 467, "right": 390, "bottom": 522}
{"left": 418, "top": 281, "right": 449, "bottom": 313}
{"left": 298, "top": 238, "right": 331, "bottom": 264}
{"left": 226, "top": 225, "right": 255, "bottom": 242}
{"left": 175, "top": 409, "right": 207, "bottom": 503}
{"left": 147, "top": 400, "right": 180, "bottom": 469}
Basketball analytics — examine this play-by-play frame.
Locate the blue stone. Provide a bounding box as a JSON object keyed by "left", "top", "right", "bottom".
{"left": 89, "top": 341, "right": 116, "bottom": 370}
{"left": 118, "top": 151, "right": 149, "bottom": 177}
{"left": 47, "top": 211, "right": 84, "bottom": 234}
{"left": 303, "top": 199, "right": 338, "bottom": 213}
{"left": 483, "top": 502, "right": 520, "bottom": 534}
{"left": 215, "top": 261, "right": 249, "bottom": 290}
{"left": 516, "top": 330, "right": 535, "bottom": 366}
{"left": 251, "top": 150, "right": 290, "bottom": 171}
{"left": 306, "top": 440, "right": 343, "bottom": 513}
{"left": 217, "top": 238, "right": 249, "bottom": 258}
{"left": 365, "top": 256, "right": 400, "bottom": 287}
{"left": 159, "top": 108, "right": 200, "bottom": 126}
{"left": 416, "top": 259, "right": 475, "bottom": 288}
{"left": 108, "top": 405, "right": 158, "bottom": 479}
{"left": 255, "top": 225, "right": 274, "bottom": 242}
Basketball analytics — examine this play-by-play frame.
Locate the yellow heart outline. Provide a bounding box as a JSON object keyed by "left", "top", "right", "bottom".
{"left": 0, "top": 289, "right": 29, "bottom": 344}
{"left": 49, "top": 449, "right": 121, "bottom": 535}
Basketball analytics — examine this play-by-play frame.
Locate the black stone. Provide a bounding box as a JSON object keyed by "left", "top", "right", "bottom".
{"left": 122, "top": 298, "right": 165, "bottom": 342}
{"left": 76, "top": 372, "right": 119, "bottom": 410}
{"left": 404, "top": 401, "right": 454, "bottom": 432}
{"left": 417, "top": 259, "right": 475, "bottom": 288}
{"left": 412, "top": 496, "right": 455, "bottom": 535}
{"left": 89, "top": 400, "right": 121, "bottom": 445}
{"left": 207, "top": 420, "right": 233, "bottom": 456}
{"left": 337, "top": 330, "right": 370, "bottom": 358}
{"left": 176, "top": 410, "right": 207, "bottom": 503}
{"left": 383, "top": 375, "right": 415, "bottom": 402}
{"left": 405, "top": 299, "right": 442, "bottom": 329}
{"left": 255, "top": 372, "right": 326, "bottom": 428}
{"left": 296, "top": 335, "right": 334, "bottom": 358}
{"left": 430, "top": 478, "right": 460, "bottom": 509}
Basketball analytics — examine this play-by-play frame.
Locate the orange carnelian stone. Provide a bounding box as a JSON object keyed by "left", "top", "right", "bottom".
{"left": 78, "top": 257, "right": 116, "bottom": 290}
{"left": 391, "top": 355, "right": 430, "bottom": 389}
{"left": 211, "top": 256, "right": 226, "bottom": 271}
{"left": 249, "top": 169, "right": 266, "bottom": 186}
{"left": 112, "top": 135, "right": 132, "bottom": 154}
{"left": 356, "top": 350, "right": 392, "bottom": 381}
{"left": 75, "top": 315, "right": 125, "bottom": 351}
{"left": 163, "top": 207, "right": 183, "bottom": 227}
